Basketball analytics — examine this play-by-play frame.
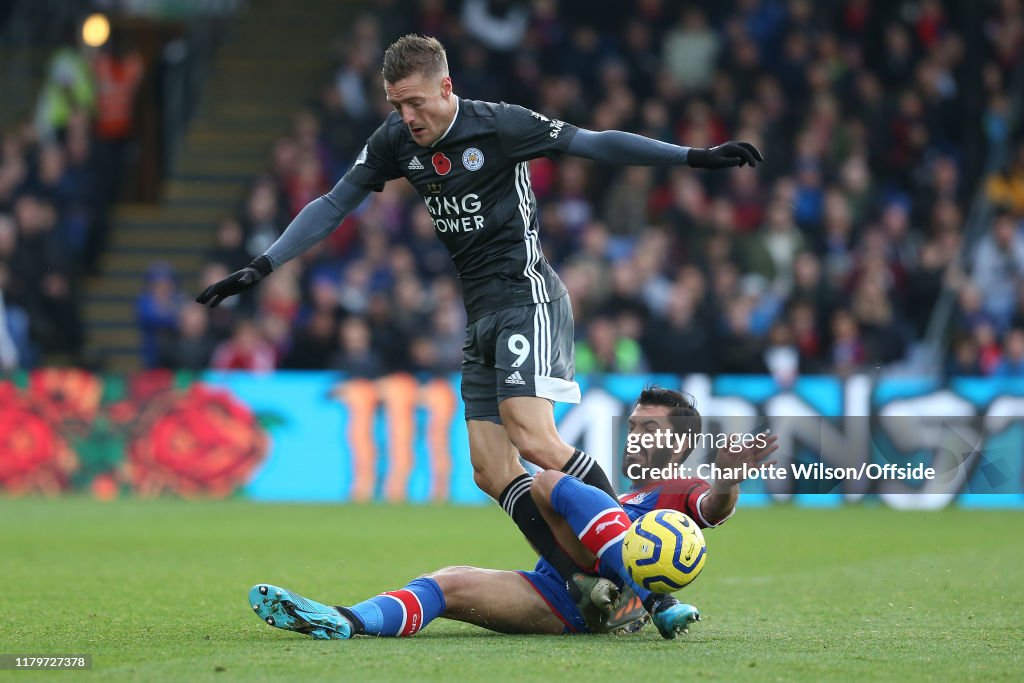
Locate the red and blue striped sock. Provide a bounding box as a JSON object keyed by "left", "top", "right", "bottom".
{"left": 549, "top": 474, "right": 654, "bottom": 604}
{"left": 346, "top": 577, "right": 446, "bottom": 637}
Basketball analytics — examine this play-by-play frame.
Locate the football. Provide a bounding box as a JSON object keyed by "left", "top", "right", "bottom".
{"left": 622, "top": 510, "right": 707, "bottom": 593}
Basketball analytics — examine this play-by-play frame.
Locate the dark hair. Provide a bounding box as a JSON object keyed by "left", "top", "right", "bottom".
{"left": 995, "top": 207, "right": 1017, "bottom": 224}
{"left": 637, "top": 382, "right": 701, "bottom": 427}
{"left": 382, "top": 34, "right": 449, "bottom": 83}
{"left": 632, "top": 384, "right": 702, "bottom": 460}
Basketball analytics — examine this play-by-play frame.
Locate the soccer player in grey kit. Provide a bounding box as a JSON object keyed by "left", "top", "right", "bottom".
{"left": 197, "top": 35, "right": 762, "bottom": 609}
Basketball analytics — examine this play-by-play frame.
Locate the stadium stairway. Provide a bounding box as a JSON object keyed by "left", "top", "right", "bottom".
{"left": 84, "top": 0, "right": 348, "bottom": 372}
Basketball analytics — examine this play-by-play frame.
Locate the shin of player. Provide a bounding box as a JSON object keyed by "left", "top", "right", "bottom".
{"left": 336, "top": 577, "right": 446, "bottom": 637}
{"left": 333, "top": 566, "right": 577, "bottom": 638}
{"left": 470, "top": 417, "right": 605, "bottom": 596}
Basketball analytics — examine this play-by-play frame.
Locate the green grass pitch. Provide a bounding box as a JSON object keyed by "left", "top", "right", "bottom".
{"left": 1, "top": 498, "right": 1021, "bottom": 682}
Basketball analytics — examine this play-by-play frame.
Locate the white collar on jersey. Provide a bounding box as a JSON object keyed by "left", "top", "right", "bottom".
{"left": 431, "top": 97, "right": 460, "bottom": 148}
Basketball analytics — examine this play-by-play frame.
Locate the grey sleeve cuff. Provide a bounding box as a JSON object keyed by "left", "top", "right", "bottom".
{"left": 565, "top": 128, "right": 689, "bottom": 165}
{"left": 263, "top": 178, "right": 371, "bottom": 268}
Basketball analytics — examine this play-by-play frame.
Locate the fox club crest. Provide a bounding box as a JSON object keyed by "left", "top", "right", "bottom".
{"left": 462, "top": 147, "right": 484, "bottom": 171}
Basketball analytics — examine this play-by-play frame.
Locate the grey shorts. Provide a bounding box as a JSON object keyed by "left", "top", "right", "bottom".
{"left": 462, "top": 294, "right": 581, "bottom": 422}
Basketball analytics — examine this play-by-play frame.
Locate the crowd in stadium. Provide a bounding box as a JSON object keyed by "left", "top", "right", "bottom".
{"left": 5, "top": 0, "right": 1024, "bottom": 379}
{"left": 0, "top": 34, "right": 142, "bottom": 370}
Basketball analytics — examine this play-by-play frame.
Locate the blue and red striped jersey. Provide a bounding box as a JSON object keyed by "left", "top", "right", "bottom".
{"left": 619, "top": 477, "right": 730, "bottom": 528}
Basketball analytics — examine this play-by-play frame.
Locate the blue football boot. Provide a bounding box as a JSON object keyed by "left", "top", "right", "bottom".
{"left": 650, "top": 595, "right": 701, "bottom": 640}
{"left": 249, "top": 584, "right": 353, "bottom": 640}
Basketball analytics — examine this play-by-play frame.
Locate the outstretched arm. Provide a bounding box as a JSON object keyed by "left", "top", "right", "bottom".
{"left": 196, "top": 178, "right": 369, "bottom": 307}
{"left": 565, "top": 128, "right": 763, "bottom": 169}
{"left": 700, "top": 433, "right": 779, "bottom": 524}
{"left": 264, "top": 178, "right": 369, "bottom": 267}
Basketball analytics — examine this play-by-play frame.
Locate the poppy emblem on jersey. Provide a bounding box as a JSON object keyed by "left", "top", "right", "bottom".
{"left": 462, "top": 147, "right": 484, "bottom": 171}
{"left": 431, "top": 152, "right": 452, "bottom": 175}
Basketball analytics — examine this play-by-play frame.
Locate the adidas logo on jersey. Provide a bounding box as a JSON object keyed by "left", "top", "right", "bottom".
{"left": 408, "top": 156, "right": 424, "bottom": 170}
{"left": 505, "top": 371, "right": 526, "bottom": 385}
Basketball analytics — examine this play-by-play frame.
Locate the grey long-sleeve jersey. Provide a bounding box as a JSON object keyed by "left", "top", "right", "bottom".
{"left": 264, "top": 98, "right": 692, "bottom": 321}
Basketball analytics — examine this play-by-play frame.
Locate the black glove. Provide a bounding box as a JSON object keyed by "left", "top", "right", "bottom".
{"left": 686, "top": 141, "right": 764, "bottom": 169}
{"left": 195, "top": 255, "right": 273, "bottom": 308}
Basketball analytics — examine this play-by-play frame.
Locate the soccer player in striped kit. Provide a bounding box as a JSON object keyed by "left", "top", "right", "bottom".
{"left": 249, "top": 387, "right": 778, "bottom": 639}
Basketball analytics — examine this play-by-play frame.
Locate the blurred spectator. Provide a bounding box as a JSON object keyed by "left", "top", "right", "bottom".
{"left": 331, "top": 315, "right": 383, "bottom": 377}
{"left": 851, "top": 279, "right": 908, "bottom": 364}
{"left": 34, "top": 42, "right": 95, "bottom": 142}
{"left": 787, "top": 299, "right": 825, "bottom": 373}
{"left": 602, "top": 166, "right": 653, "bottom": 237}
{"left": 906, "top": 239, "right": 950, "bottom": 336}
{"left": 259, "top": 313, "right": 292, "bottom": 365}
{"left": 764, "top": 320, "right": 799, "bottom": 387}
{"left": 38, "top": 270, "right": 83, "bottom": 359}
{"left": 576, "top": 315, "right": 648, "bottom": 374}
{"left": 716, "top": 298, "right": 767, "bottom": 374}
{"left": 946, "top": 335, "right": 981, "bottom": 377}
{"left": 315, "top": 84, "right": 368, "bottom": 178}
{"left": 92, "top": 33, "right": 144, "bottom": 206}
{"left": 726, "top": 167, "right": 766, "bottom": 232}
{"left": 282, "top": 310, "right": 338, "bottom": 370}
{"left": 642, "top": 287, "right": 711, "bottom": 375}
{"left": 334, "top": 45, "right": 375, "bottom": 121}
{"left": 0, "top": 268, "right": 20, "bottom": 370}
{"left": 741, "top": 199, "right": 806, "bottom": 293}
{"left": 206, "top": 217, "right": 251, "bottom": 272}
{"left": 974, "top": 321, "right": 1004, "bottom": 375}
{"left": 196, "top": 261, "right": 246, "bottom": 339}
{"left": 242, "top": 179, "right": 287, "bottom": 258}
{"left": 971, "top": 211, "right": 1024, "bottom": 331}
{"left": 992, "top": 327, "right": 1024, "bottom": 377}
{"left": 8, "top": 193, "right": 83, "bottom": 360}
{"left": 211, "top": 318, "right": 276, "bottom": 371}
{"left": 831, "top": 309, "right": 864, "bottom": 377}
{"left": 430, "top": 302, "right": 466, "bottom": 373}
{"left": 986, "top": 142, "right": 1024, "bottom": 215}
{"left": 258, "top": 273, "right": 300, "bottom": 324}
{"left": 663, "top": 8, "right": 719, "bottom": 91}
{"left": 136, "top": 263, "right": 182, "bottom": 369}
{"left": 285, "top": 152, "right": 328, "bottom": 218}
{"left": 0, "top": 220, "right": 32, "bottom": 366}
{"left": 407, "top": 334, "right": 441, "bottom": 373}
{"left": 158, "top": 306, "right": 216, "bottom": 371}
{"left": 788, "top": 251, "right": 837, "bottom": 323}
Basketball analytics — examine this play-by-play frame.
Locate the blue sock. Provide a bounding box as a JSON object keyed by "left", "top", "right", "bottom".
{"left": 347, "top": 577, "right": 446, "bottom": 637}
{"left": 550, "top": 474, "right": 655, "bottom": 605}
